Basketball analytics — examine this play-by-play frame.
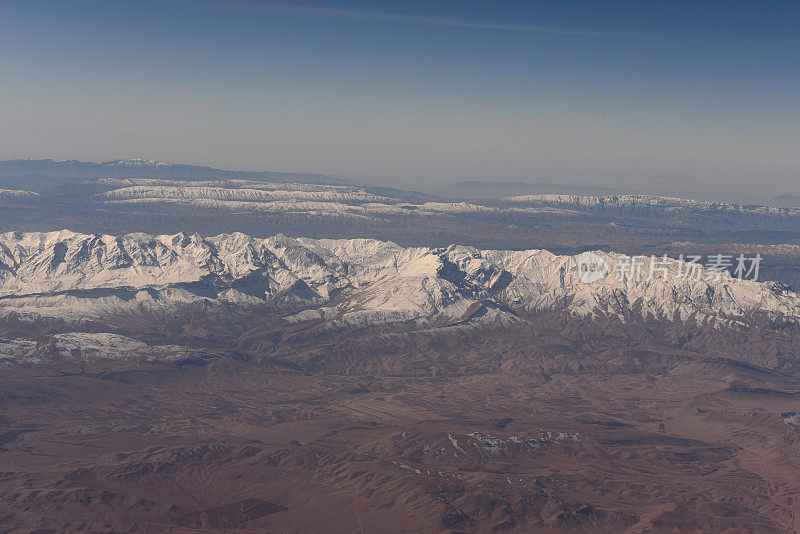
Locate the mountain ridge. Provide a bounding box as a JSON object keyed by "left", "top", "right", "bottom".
{"left": 0, "top": 158, "right": 352, "bottom": 185}
{"left": 0, "top": 230, "right": 796, "bottom": 329}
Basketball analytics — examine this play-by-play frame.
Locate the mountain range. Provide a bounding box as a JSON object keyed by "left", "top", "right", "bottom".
{"left": 0, "top": 158, "right": 351, "bottom": 184}
{"left": 4, "top": 191, "right": 800, "bottom": 532}
{"left": 0, "top": 230, "right": 796, "bottom": 331}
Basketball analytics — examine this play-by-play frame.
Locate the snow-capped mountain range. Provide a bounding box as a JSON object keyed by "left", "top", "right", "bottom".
{"left": 97, "top": 180, "right": 799, "bottom": 220}
{"left": 102, "top": 184, "right": 391, "bottom": 204}
{"left": 0, "top": 230, "right": 797, "bottom": 328}
{"left": 97, "top": 181, "right": 506, "bottom": 217}
{"left": 504, "top": 194, "right": 800, "bottom": 216}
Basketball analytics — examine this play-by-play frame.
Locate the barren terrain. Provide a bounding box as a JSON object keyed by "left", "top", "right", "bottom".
{"left": 3, "top": 310, "right": 800, "bottom": 532}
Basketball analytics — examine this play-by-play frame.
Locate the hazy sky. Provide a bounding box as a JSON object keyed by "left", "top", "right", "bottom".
{"left": 1, "top": 0, "right": 798, "bottom": 196}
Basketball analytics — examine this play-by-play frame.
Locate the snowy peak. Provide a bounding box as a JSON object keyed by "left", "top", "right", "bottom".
{"left": 103, "top": 158, "right": 170, "bottom": 167}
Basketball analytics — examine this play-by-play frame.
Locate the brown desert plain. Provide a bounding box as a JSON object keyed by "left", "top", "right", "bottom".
{"left": 2, "top": 309, "right": 800, "bottom": 533}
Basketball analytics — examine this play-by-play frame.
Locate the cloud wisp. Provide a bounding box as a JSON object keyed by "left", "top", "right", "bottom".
{"left": 242, "top": 2, "right": 692, "bottom": 41}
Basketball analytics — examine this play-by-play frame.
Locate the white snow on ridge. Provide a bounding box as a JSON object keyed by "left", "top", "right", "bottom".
{"left": 102, "top": 185, "right": 390, "bottom": 203}
{"left": 97, "top": 186, "right": 800, "bottom": 220}
{"left": 0, "top": 332, "right": 193, "bottom": 365}
{"left": 91, "top": 177, "right": 356, "bottom": 192}
{"left": 49, "top": 332, "right": 190, "bottom": 361}
{"left": 105, "top": 197, "right": 497, "bottom": 217}
{"left": 504, "top": 194, "right": 800, "bottom": 216}
{"left": 106, "top": 198, "right": 377, "bottom": 218}
{"left": 96, "top": 181, "right": 502, "bottom": 217}
{"left": 0, "top": 230, "right": 798, "bottom": 328}
{"left": 0, "top": 189, "right": 39, "bottom": 199}
{"left": 670, "top": 241, "right": 800, "bottom": 257}
{"left": 104, "top": 158, "right": 171, "bottom": 167}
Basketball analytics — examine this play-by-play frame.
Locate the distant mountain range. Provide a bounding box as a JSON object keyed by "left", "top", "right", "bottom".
{"left": 437, "top": 180, "right": 628, "bottom": 199}
{"left": 3, "top": 159, "right": 794, "bottom": 206}
{"left": 0, "top": 158, "right": 352, "bottom": 185}
{"left": 437, "top": 180, "right": 800, "bottom": 206}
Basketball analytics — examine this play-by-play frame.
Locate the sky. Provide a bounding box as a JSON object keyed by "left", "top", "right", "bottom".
{"left": 0, "top": 0, "right": 798, "bottom": 198}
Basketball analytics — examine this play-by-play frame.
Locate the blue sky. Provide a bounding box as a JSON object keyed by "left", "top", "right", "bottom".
{"left": 0, "top": 0, "right": 798, "bottom": 197}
